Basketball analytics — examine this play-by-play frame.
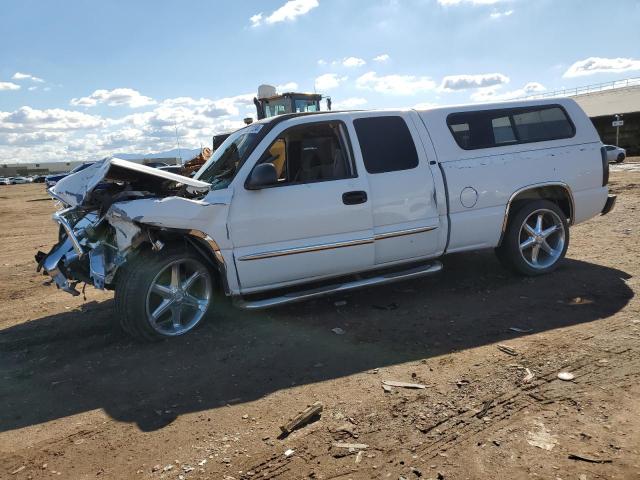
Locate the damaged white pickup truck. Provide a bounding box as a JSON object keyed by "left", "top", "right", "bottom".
{"left": 37, "top": 98, "right": 616, "bottom": 341}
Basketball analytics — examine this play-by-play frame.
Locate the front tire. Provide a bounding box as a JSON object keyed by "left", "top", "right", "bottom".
{"left": 114, "top": 245, "right": 214, "bottom": 342}
{"left": 497, "top": 200, "right": 569, "bottom": 276}
{"left": 616, "top": 153, "right": 625, "bottom": 163}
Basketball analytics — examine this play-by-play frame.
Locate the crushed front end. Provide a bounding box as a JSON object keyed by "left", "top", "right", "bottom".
{"left": 36, "top": 206, "right": 133, "bottom": 295}
{"left": 36, "top": 157, "right": 212, "bottom": 296}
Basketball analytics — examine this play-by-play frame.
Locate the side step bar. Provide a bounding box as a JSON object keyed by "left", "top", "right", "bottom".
{"left": 234, "top": 261, "right": 443, "bottom": 310}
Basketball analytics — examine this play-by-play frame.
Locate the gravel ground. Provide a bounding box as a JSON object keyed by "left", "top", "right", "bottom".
{"left": 1, "top": 160, "right": 639, "bottom": 479}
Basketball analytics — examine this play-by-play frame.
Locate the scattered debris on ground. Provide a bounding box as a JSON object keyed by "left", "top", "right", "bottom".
{"left": 1, "top": 164, "right": 639, "bottom": 479}
{"left": 496, "top": 344, "right": 518, "bottom": 356}
{"left": 557, "top": 371, "right": 575, "bottom": 381}
{"left": 382, "top": 380, "right": 426, "bottom": 389}
{"left": 279, "top": 401, "right": 323, "bottom": 436}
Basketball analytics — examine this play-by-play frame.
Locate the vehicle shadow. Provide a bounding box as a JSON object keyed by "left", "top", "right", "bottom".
{"left": 0, "top": 252, "right": 633, "bottom": 432}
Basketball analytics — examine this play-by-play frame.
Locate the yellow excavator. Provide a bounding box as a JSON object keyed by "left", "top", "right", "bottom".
{"left": 187, "top": 85, "right": 332, "bottom": 175}
{"left": 253, "top": 84, "right": 331, "bottom": 120}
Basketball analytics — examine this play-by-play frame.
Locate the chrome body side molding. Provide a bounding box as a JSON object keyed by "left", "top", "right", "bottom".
{"left": 237, "top": 237, "right": 375, "bottom": 261}
{"left": 237, "top": 226, "right": 439, "bottom": 262}
{"left": 374, "top": 225, "right": 438, "bottom": 240}
{"left": 234, "top": 261, "right": 443, "bottom": 310}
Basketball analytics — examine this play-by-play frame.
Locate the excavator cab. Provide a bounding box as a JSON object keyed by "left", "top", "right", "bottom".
{"left": 254, "top": 84, "right": 331, "bottom": 120}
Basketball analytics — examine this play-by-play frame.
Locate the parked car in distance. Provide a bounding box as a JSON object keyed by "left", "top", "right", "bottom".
{"left": 604, "top": 145, "right": 626, "bottom": 163}
{"left": 11, "top": 176, "right": 29, "bottom": 184}
{"left": 38, "top": 98, "right": 616, "bottom": 342}
{"left": 45, "top": 162, "right": 96, "bottom": 188}
{"left": 31, "top": 175, "right": 46, "bottom": 183}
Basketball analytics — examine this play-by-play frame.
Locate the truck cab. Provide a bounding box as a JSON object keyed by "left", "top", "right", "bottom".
{"left": 253, "top": 84, "right": 331, "bottom": 120}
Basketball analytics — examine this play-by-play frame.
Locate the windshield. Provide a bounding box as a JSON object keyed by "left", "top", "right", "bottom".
{"left": 294, "top": 99, "right": 319, "bottom": 113}
{"left": 195, "top": 125, "right": 262, "bottom": 190}
{"left": 264, "top": 99, "right": 288, "bottom": 118}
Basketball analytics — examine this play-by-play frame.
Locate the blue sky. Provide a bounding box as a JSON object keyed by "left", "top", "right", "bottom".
{"left": 1, "top": 0, "right": 639, "bottom": 163}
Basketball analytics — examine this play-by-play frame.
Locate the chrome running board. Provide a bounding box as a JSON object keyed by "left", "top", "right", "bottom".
{"left": 234, "top": 261, "right": 443, "bottom": 310}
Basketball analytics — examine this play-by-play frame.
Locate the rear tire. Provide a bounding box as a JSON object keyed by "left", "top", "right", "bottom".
{"left": 496, "top": 200, "right": 569, "bottom": 276}
{"left": 114, "top": 245, "right": 215, "bottom": 342}
{"left": 616, "top": 153, "right": 625, "bottom": 163}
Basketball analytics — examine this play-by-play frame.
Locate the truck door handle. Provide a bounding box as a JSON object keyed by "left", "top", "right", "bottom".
{"left": 342, "top": 191, "right": 368, "bottom": 205}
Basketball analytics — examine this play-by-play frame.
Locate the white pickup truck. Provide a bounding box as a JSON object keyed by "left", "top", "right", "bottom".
{"left": 38, "top": 98, "right": 616, "bottom": 341}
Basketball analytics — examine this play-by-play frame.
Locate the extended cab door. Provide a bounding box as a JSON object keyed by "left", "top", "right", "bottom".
{"left": 227, "top": 117, "right": 375, "bottom": 293}
{"left": 350, "top": 112, "right": 447, "bottom": 265}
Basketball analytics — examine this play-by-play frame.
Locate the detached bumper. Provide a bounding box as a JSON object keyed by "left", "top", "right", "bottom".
{"left": 601, "top": 194, "right": 617, "bottom": 216}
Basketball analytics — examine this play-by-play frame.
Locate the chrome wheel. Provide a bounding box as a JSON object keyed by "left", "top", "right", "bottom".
{"left": 518, "top": 208, "right": 565, "bottom": 270}
{"left": 145, "top": 259, "right": 212, "bottom": 336}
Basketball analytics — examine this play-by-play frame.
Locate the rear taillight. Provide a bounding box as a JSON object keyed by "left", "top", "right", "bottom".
{"left": 600, "top": 146, "right": 609, "bottom": 186}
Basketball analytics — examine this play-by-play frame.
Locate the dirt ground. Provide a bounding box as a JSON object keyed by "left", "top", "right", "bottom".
{"left": 1, "top": 161, "right": 639, "bottom": 480}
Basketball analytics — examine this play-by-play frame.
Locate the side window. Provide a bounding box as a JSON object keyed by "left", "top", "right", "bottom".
{"left": 491, "top": 116, "right": 516, "bottom": 145}
{"left": 353, "top": 116, "right": 419, "bottom": 174}
{"left": 450, "top": 122, "right": 471, "bottom": 149}
{"left": 256, "top": 121, "right": 354, "bottom": 185}
{"left": 447, "top": 105, "right": 575, "bottom": 150}
{"left": 512, "top": 107, "right": 574, "bottom": 142}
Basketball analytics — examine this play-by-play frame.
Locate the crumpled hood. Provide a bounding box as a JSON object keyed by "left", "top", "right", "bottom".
{"left": 50, "top": 157, "right": 211, "bottom": 207}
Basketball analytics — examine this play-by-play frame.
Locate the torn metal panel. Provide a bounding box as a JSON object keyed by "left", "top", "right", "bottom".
{"left": 50, "top": 160, "right": 112, "bottom": 207}
{"left": 104, "top": 212, "right": 142, "bottom": 251}
{"left": 106, "top": 195, "right": 230, "bottom": 243}
{"left": 51, "top": 157, "right": 211, "bottom": 207}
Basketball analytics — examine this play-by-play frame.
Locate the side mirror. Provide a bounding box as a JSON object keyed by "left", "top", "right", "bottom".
{"left": 246, "top": 162, "right": 278, "bottom": 189}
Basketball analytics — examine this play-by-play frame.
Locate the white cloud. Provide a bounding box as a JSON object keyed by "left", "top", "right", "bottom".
{"left": 440, "top": 73, "right": 510, "bottom": 91}
{"left": 563, "top": 57, "right": 640, "bottom": 78}
{"left": 0, "top": 106, "right": 104, "bottom": 132}
{"left": 28, "top": 86, "right": 38, "bottom": 91}
{"left": 1, "top": 131, "right": 67, "bottom": 146}
{"left": 71, "top": 88, "right": 156, "bottom": 108}
{"left": 0, "top": 82, "right": 21, "bottom": 91}
{"left": 0, "top": 90, "right": 267, "bottom": 163}
{"left": 490, "top": 9, "right": 513, "bottom": 19}
{"left": 471, "top": 82, "right": 546, "bottom": 102}
{"left": 438, "top": 0, "right": 506, "bottom": 5}
{"left": 317, "top": 57, "right": 366, "bottom": 68}
{"left": 373, "top": 54, "right": 390, "bottom": 63}
{"left": 343, "top": 57, "right": 366, "bottom": 68}
{"left": 332, "top": 97, "right": 368, "bottom": 109}
{"left": 356, "top": 71, "right": 436, "bottom": 95}
{"left": 276, "top": 82, "right": 299, "bottom": 91}
{"left": 12, "top": 72, "right": 45, "bottom": 83}
{"left": 252, "top": 0, "right": 319, "bottom": 26}
{"left": 315, "top": 73, "right": 347, "bottom": 91}
{"left": 249, "top": 13, "right": 263, "bottom": 27}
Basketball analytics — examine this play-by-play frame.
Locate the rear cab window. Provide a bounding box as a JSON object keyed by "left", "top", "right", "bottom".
{"left": 353, "top": 116, "right": 419, "bottom": 173}
{"left": 447, "top": 104, "right": 575, "bottom": 150}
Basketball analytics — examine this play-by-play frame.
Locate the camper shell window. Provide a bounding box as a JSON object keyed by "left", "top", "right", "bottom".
{"left": 447, "top": 105, "right": 575, "bottom": 150}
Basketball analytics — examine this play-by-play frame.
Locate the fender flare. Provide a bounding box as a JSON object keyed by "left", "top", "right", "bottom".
{"left": 498, "top": 181, "right": 575, "bottom": 245}
{"left": 184, "top": 229, "right": 232, "bottom": 296}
